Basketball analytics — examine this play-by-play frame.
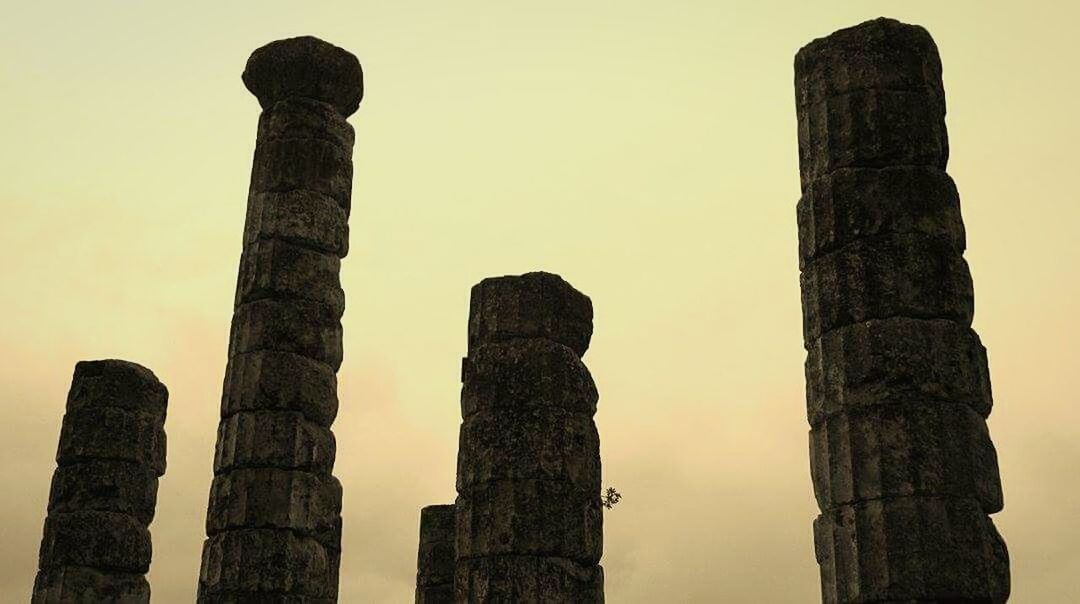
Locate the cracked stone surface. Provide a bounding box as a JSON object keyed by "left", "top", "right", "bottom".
{"left": 222, "top": 351, "right": 339, "bottom": 428}
{"left": 804, "top": 318, "right": 993, "bottom": 424}
{"left": 814, "top": 497, "right": 1009, "bottom": 603}
{"left": 796, "top": 166, "right": 965, "bottom": 267}
{"left": 461, "top": 339, "right": 599, "bottom": 419}
{"left": 34, "top": 360, "right": 167, "bottom": 604}
{"left": 453, "top": 273, "right": 604, "bottom": 602}
{"left": 456, "top": 556, "right": 604, "bottom": 603}
{"left": 468, "top": 272, "right": 593, "bottom": 357}
{"left": 809, "top": 400, "right": 1002, "bottom": 513}
{"left": 415, "top": 504, "right": 455, "bottom": 604}
{"left": 800, "top": 233, "right": 974, "bottom": 343}
{"left": 796, "top": 18, "right": 1008, "bottom": 602}
{"left": 214, "top": 411, "right": 336, "bottom": 475}
{"left": 199, "top": 35, "right": 361, "bottom": 602}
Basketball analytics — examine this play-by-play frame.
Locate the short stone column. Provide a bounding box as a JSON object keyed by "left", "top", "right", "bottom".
{"left": 33, "top": 360, "right": 168, "bottom": 603}
{"left": 197, "top": 36, "right": 363, "bottom": 602}
{"left": 415, "top": 504, "right": 455, "bottom": 603}
{"left": 455, "top": 272, "right": 605, "bottom": 602}
{"left": 795, "top": 18, "right": 1010, "bottom": 602}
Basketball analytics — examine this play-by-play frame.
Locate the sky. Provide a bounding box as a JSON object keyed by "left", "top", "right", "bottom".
{"left": 1, "top": 1, "right": 1078, "bottom": 601}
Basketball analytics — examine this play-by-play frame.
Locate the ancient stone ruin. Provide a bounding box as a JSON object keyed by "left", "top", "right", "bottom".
{"left": 33, "top": 360, "right": 168, "bottom": 603}
{"left": 795, "top": 18, "right": 1010, "bottom": 602}
{"left": 449, "top": 271, "right": 605, "bottom": 602}
{"left": 25, "top": 18, "right": 1025, "bottom": 602}
{"left": 197, "top": 36, "right": 363, "bottom": 602}
{"left": 415, "top": 504, "right": 456, "bottom": 603}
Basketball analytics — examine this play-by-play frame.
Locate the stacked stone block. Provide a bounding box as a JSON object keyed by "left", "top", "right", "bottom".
{"left": 795, "top": 18, "right": 1009, "bottom": 602}
{"left": 198, "top": 36, "right": 363, "bottom": 603}
{"left": 33, "top": 360, "right": 168, "bottom": 603}
{"left": 416, "top": 504, "right": 456, "bottom": 603}
{"left": 455, "top": 272, "right": 605, "bottom": 602}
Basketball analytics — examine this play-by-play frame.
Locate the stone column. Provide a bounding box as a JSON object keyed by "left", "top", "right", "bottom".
{"left": 795, "top": 18, "right": 1010, "bottom": 603}
{"left": 197, "top": 36, "right": 363, "bottom": 602}
{"left": 33, "top": 360, "right": 168, "bottom": 603}
{"left": 415, "top": 504, "right": 455, "bottom": 603}
{"left": 455, "top": 272, "right": 604, "bottom": 602}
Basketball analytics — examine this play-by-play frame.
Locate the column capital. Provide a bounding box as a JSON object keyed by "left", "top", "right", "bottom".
{"left": 243, "top": 36, "right": 364, "bottom": 117}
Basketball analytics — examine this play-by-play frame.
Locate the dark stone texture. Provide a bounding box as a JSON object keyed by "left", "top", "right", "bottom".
{"left": 455, "top": 556, "right": 605, "bottom": 604}
{"left": 202, "top": 35, "right": 359, "bottom": 603}
{"left": 49, "top": 460, "right": 159, "bottom": 525}
{"left": 805, "top": 317, "right": 992, "bottom": 425}
{"left": 796, "top": 19, "right": 1008, "bottom": 601}
{"left": 35, "top": 360, "right": 166, "bottom": 603}
{"left": 222, "top": 351, "right": 339, "bottom": 428}
{"left": 67, "top": 359, "right": 168, "bottom": 425}
{"left": 457, "top": 406, "right": 601, "bottom": 493}
{"left": 206, "top": 469, "right": 342, "bottom": 550}
{"left": 416, "top": 583, "right": 453, "bottom": 604}
{"left": 796, "top": 166, "right": 965, "bottom": 267}
{"left": 416, "top": 504, "right": 455, "bottom": 603}
{"left": 244, "top": 191, "right": 349, "bottom": 259}
{"left": 797, "top": 88, "right": 948, "bottom": 190}
{"left": 258, "top": 98, "right": 355, "bottom": 151}
{"left": 250, "top": 136, "right": 354, "bottom": 215}
{"left": 810, "top": 401, "right": 1002, "bottom": 514}
{"left": 198, "top": 594, "right": 333, "bottom": 604}
{"left": 57, "top": 406, "right": 167, "bottom": 476}
{"left": 198, "top": 528, "right": 336, "bottom": 599}
{"left": 814, "top": 497, "right": 1010, "bottom": 603}
{"left": 228, "top": 298, "right": 343, "bottom": 371}
{"left": 795, "top": 18, "right": 943, "bottom": 109}
{"left": 32, "top": 566, "right": 150, "bottom": 604}
{"left": 235, "top": 239, "right": 344, "bottom": 317}
{"left": 215, "top": 411, "right": 336, "bottom": 475}
{"left": 38, "top": 511, "right": 152, "bottom": 574}
{"left": 469, "top": 272, "right": 593, "bottom": 357}
{"left": 456, "top": 480, "right": 603, "bottom": 564}
{"left": 243, "top": 36, "right": 363, "bottom": 117}
{"left": 800, "top": 233, "right": 973, "bottom": 344}
{"left": 456, "top": 273, "right": 603, "bottom": 602}
{"left": 461, "top": 339, "right": 598, "bottom": 419}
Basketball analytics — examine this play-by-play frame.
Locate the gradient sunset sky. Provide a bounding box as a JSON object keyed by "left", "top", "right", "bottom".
{"left": 2, "top": 1, "right": 1078, "bottom": 601}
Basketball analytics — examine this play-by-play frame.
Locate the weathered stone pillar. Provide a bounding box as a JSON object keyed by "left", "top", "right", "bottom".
{"left": 197, "top": 36, "right": 363, "bottom": 602}
{"left": 455, "top": 272, "right": 604, "bottom": 602}
{"left": 33, "top": 360, "right": 168, "bottom": 603}
{"left": 795, "top": 18, "right": 1010, "bottom": 602}
{"left": 415, "top": 504, "right": 455, "bottom": 603}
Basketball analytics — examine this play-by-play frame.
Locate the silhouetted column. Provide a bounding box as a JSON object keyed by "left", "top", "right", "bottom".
{"left": 197, "top": 36, "right": 363, "bottom": 602}
{"left": 33, "top": 360, "right": 168, "bottom": 603}
{"left": 415, "top": 504, "right": 455, "bottom": 603}
{"left": 795, "top": 18, "right": 1009, "bottom": 603}
{"left": 455, "top": 272, "right": 604, "bottom": 602}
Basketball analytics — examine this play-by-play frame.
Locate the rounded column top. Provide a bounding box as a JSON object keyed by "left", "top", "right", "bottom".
{"left": 795, "top": 17, "right": 943, "bottom": 108}
{"left": 67, "top": 359, "right": 168, "bottom": 423}
{"left": 468, "top": 271, "right": 593, "bottom": 357}
{"left": 243, "top": 36, "right": 364, "bottom": 117}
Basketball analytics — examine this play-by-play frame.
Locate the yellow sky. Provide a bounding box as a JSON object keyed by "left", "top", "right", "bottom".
{"left": 1, "top": 1, "right": 1078, "bottom": 601}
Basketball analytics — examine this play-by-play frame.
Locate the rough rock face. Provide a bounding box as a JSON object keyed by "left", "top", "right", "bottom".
{"left": 198, "top": 35, "right": 362, "bottom": 603}
{"left": 33, "top": 360, "right": 168, "bottom": 603}
{"left": 415, "top": 505, "right": 455, "bottom": 603}
{"left": 795, "top": 18, "right": 1009, "bottom": 603}
{"left": 455, "top": 272, "right": 604, "bottom": 602}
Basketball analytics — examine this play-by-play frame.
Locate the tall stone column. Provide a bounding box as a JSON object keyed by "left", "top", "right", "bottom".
{"left": 795, "top": 18, "right": 1010, "bottom": 602}
{"left": 33, "top": 360, "right": 168, "bottom": 603}
{"left": 455, "top": 272, "right": 604, "bottom": 602}
{"left": 197, "top": 36, "right": 363, "bottom": 602}
{"left": 415, "top": 504, "right": 455, "bottom": 603}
